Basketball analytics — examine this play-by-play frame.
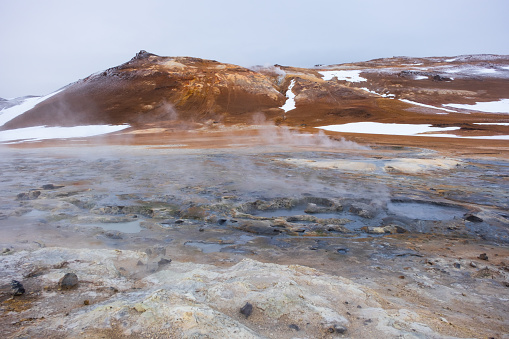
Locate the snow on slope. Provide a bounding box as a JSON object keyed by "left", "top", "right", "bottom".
{"left": 280, "top": 79, "right": 296, "bottom": 112}
{"left": 0, "top": 90, "right": 63, "bottom": 127}
{"left": 444, "top": 99, "right": 509, "bottom": 113}
{"left": 319, "top": 70, "right": 367, "bottom": 83}
{"left": 318, "top": 122, "right": 509, "bottom": 140}
{"left": 0, "top": 125, "right": 130, "bottom": 144}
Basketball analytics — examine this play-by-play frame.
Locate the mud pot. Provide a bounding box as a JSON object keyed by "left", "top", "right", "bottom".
{"left": 1, "top": 140, "right": 508, "bottom": 338}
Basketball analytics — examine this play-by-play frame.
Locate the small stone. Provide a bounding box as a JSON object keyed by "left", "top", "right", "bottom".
{"left": 454, "top": 263, "right": 461, "bottom": 269}
{"left": 2, "top": 248, "right": 11, "bottom": 254}
{"left": 464, "top": 214, "right": 483, "bottom": 223}
{"left": 399, "top": 275, "right": 405, "bottom": 279}
{"left": 199, "top": 228, "right": 204, "bottom": 232}
{"left": 158, "top": 258, "right": 172, "bottom": 266}
{"left": 83, "top": 300, "right": 90, "bottom": 305}
{"left": 11, "top": 280, "right": 25, "bottom": 296}
{"left": 478, "top": 253, "right": 488, "bottom": 261}
{"left": 470, "top": 262, "right": 477, "bottom": 268}
{"left": 333, "top": 325, "right": 348, "bottom": 334}
{"left": 58, "top": 273, "right": 78, "bottom": 290}
{"left": 136, "top": 260, "right": 144, "bottom": 266}
{"left": 289, "top": 324, "right": 300, "bottom": 331}
{"left": 240, "top": 302, "right": 253, "bottom": 318}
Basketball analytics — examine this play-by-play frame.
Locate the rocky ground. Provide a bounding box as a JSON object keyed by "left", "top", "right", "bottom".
{"left": 1, "top": 128, "right": 508, "bottom": 338}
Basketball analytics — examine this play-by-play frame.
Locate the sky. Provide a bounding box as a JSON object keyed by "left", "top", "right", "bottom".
{"left": 1, "top": 0, "right": 508, "bottom": 99}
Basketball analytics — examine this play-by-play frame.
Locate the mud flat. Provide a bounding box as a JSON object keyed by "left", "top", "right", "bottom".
{"left": 1, "top": 133, "right": 508, "bottom": 338}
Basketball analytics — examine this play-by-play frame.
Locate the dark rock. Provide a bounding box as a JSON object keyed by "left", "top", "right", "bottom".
{"left": 11, "top": 280, "right": 25, "bottom": 296}
{"left": 136, "top": 260, "right": 144, "bottom": 266}
{"left": 218, "top": 218, "right": 228, "bottom": 225}
{"left": 41, "top": 184, "right": 64, "bottom": 190}
{"left": 454, "top": 263, "right": 461, "bottom": 269}
{"left": 478, "top": 253, "right": 489, "bottom": 260}
{"left": 158, "top": 258, "right": 172, "bottom": 266}
{"left": 433, "top": 74, "right": 452, "bottom": 81}
{"left": 16, "top": 190, "right": 41, "bottom": 201}
{"left": 240, "top": 302, "right": 253, "bottom": 318}
{"left": 336, "top": 248, "right": 349, "bottom": 254}
{"left": 465, "top": 214, "right": 483, "bottom": 223}
{"left": 289, "top": 324, "right": 300, "bottom": 331}
{"left": 234, "top": 219, "right": 281, "bottom": 235}
{"left": 58, "top": 273, "right": 79, "bottom": 290}
{"left": 334, "top": 325, "right": 348, "bottom": 333}
{"left": 105, "top": 232, "right": 122, "bottom": 239}
{"left": 327, "top": 324, "right": 347, "bottom": 334}
{"left": 199, "top": 228, "right": 204, "bottom": 232}
{"left": 84, "top": 300, "right": 90, "bottom": 305}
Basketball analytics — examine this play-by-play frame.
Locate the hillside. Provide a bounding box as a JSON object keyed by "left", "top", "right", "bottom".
{"left": 1, "top": 51, "right": 508, "bottom": 144}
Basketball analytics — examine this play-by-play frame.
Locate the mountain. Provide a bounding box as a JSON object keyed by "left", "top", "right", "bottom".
{"left": 1, "top": 51, "right": 508, "bottom": 137}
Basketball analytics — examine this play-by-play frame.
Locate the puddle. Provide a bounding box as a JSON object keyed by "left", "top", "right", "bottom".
{"left": 185, "top": 241, "right": 230, "bottom": 253}
{"left": 85, "top": 220, "right": 143, "bottom": 233}
{"left": 253, "top": 209, "right": 340, "bottom": 219}
{"left": 387, "top": 201, "right": 466, "bottom": 221}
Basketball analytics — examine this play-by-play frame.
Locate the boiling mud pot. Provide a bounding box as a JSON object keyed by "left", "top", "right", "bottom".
{"left": 386, "top": 201, "right": 467, "bottom": 221}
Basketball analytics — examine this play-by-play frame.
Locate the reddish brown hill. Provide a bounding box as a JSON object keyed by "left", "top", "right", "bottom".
{"left": 3, "top": 52, "right": 509, "bottom": 135}
{"left": 3, "top": 51, "right": 286, "bottom": 129}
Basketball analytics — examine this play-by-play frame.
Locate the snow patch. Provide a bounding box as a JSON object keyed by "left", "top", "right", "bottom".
{"left": 444, "top": 99, "right": 509, "bottom": 113}
{"left": 476, "top": 68, "right": 497, "bottom": 74}
{"left": 317, "top": 122, "right": 509, "bottom": 140}
{"left": 0, "top": 124, "right": 131, "bottom": 144}
{"left": 280, "top": 79, "right": 296, "bottom": 113}
{"left": 414, "top": 75, "right": 428, "bottom": 80}
{"left": 0, "top": 90, "right": 63, "bottom": 127}
{"left": 473, "top": 122, "right": 509, "bottom": 126}
{"left": 319, "top": 70, "right": 367, "bottom": 83}
{"left": 359, "top": 88, "right": 395, "bottom": 98}
{"left": 318, "top": 122, "right": 459, "bottom": 136}
{"left": 400, "top": 99, "right": 457, "bottom": 113}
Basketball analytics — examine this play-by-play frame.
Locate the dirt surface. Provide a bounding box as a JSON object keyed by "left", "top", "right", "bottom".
{"left": 1, "top": 128, "right": 508, "bottom": 338}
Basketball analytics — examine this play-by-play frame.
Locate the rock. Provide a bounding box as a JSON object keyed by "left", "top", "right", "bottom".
{"left": 478, "top": 253, "right": 489, "bottom": 261}
{"left": 327, "top": 324, "right": 347, "bottom": 334}
{"left": 158, "top": 258, "right": 172, "bottom": 267}
{"left": 16, "top": 190, "right": 41, "bottom": 201}
{"left": 454, "top": 263, "right": 461, "bottom": 269}
{"left": 433, "top": 74, "right": 452, "bottom": 81}
{"left": 11, "top": 280, "right": 25, "bottom": 296}
{"left": 2, "top": 248, "right": 11, "bottom": 254}
{"left": 465, "top": 214, "right": 483, "bottom": 223}
{"left": 240, "top": 302, "right": 253, "bottom": 318}
{"left": 289, "top": 324, "right": 300, "bottom": 331}
{"left": 84, "top": 300, "right": 90, "bottom": 305}
{"left": 234, "top": 219, "right": 281, "bottom": 235}
{"left": 470, "top": 262, "right": 477, "bottom": 268}
{"left": 361, "top": 225, "right": 406, "bottom": 234}
{"left": 349, "top": 203, "right": 376, "bottom": 219}
{"left": 360, "top": 226, "right": 385, "bottom": 234}
{"left": 58, "top": 273, "right": 79, "bottom": 290}
{"left": 41, "top": 184, "right": 64, "bottom": 190}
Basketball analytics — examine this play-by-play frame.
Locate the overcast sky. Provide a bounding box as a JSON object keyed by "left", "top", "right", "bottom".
{"left": 1, "top": 0, "right": 508, "bottom": 98}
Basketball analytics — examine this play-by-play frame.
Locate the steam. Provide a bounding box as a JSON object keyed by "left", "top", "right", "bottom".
{"left": 249, "top": 64, "right": 286, "bottom": 85}
{"left": 251, "top": 113, "right": 370, "bottom": 150}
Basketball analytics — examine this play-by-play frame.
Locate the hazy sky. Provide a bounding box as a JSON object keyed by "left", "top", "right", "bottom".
{"left": 1, "top": 0, "right": 508, "bottom": 98}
